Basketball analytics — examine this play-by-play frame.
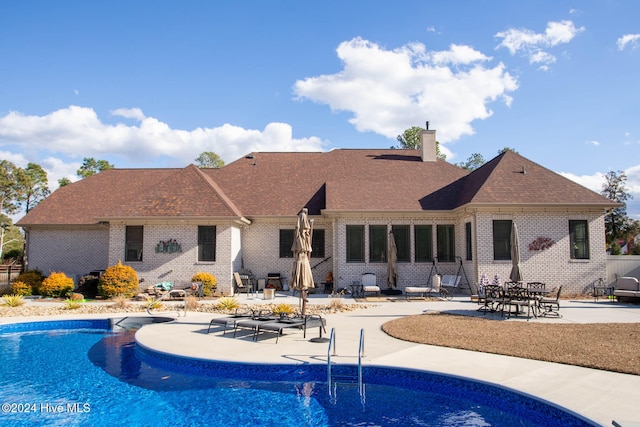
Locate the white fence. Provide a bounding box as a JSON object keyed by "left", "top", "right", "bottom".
{"left": 606, "top": 255, "right": 640, "bottom": 286}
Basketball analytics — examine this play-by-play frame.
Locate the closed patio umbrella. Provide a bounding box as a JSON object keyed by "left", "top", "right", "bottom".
{"left": 509, "top": 222, "right": 523, "bottom": 283}
{"left": 290, "top": 208, "right": 315, "bottom": 315}
{"left": 387, "top": 231, "right": 398, "bottom": 289}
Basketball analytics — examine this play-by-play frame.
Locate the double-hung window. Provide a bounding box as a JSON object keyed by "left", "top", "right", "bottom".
{"left": 282, "top": 229, "right": 325, "bottom": 258}
{"left": 198, "top": 226, "right": 216, "bottom": 262}
{"left": 414, "top": 225, "right": 433, "bottom": 262}
{"left": 493, "top": 220, "right": 512, "bottom": 261}
{"left": 437, "top": 225, "right": 455, "bottom": 262}
{"left": 569, "top": 220, "right": 590, "bottom": 259}
{"left": 392, "top": 225, "right": 410, "bottom": 262}
{"left": 125, "top": 226, "right": 143, "bottom": 262}
{"left": 279, "top": 229, "right": 295, "bottom": 258}
{"left": 465, "top": 222, "right": 473, "bottom": 261}
{"left": 346, "top": 225, "right": 364, "bottom": 262}
{"left": 369, "top": 225, "right": 387, "bottom": 263}
{"left": 311, "top": 229, "right": 325, "bottom": 258}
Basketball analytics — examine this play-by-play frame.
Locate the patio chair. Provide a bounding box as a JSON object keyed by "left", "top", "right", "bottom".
{"left": 539, "top": 286, "right": 562, "bottom": 317}
{"left": 480, "top": 284, "right": 504, "bottom": 314}
{"left": 361, "top": 273, "right": 380, "bottom": 297}
{"left": 505, "top": 284, "right": 537, "bottom": 320}
{"left": 234, "top": 272, "right": 254, "bottom": 296}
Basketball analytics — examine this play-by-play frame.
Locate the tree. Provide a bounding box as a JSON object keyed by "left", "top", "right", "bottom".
{"left": 58, "top": 177, "right": 72, "bottom": 187}
{"left": 195, "top": 152, "right": 225, "bottom": 168}
{"left": 456, "top": 153, "right": 486, "bottom": 171}
{"left": 21, "top": 163, "right": 50, "bottom": 213}
{"left": 498, "top": 147, "right": 518, "bottom": 154}
{"left": 601, "top": 170, "right": 632, "bottom": 244}
{"left": 0, "top": 160, "right": 27, "bottom": 216}
{"left": 0, "top": 214, "right": 23, "bottom": 261}
{"left": 77, "top": 157, "right": 114, "bottom": 178}
{"left": 393, "top": 126, "right": 446, "bottom": 160}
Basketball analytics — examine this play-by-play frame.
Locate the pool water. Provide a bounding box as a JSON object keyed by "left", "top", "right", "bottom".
{"left": 0, "top": 320, "right": 596, "bottom": 427}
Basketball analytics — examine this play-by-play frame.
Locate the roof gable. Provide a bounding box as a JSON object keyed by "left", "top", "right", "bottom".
{"left": 454, "top": 150, "right": 615, "bottom": 207}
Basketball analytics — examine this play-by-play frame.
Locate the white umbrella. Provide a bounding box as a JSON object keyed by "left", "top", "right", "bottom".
{"left": 290, "top": 208, "right": 315, "bottom": 315}
{"left": 387, "top": 231, "right": 398, "bottom": 289}
{"left": 509, "top": 222, "right": 523, "bottom": 283}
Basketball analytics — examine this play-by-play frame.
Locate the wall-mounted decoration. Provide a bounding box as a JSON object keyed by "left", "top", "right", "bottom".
{"left": 156, "top": 239, "right": 182, "bottom": 253}
{"left": 528, "top": 236, "right": 555, "bottom": 251}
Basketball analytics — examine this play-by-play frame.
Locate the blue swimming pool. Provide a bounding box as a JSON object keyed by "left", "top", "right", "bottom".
{"left": 0, "top": 319, "right": 597, "bottom": 426}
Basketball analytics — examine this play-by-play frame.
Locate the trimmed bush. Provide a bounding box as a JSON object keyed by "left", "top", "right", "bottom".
{"left": 191, "top": 272, "right": 217, "bottom": 296}
{"left": 11, "top": 280, "right": 32, "bottom": 296}
{"left": 98, "top": 261, "right": 139, "bottom": 298}
{"left": 14, "top": 270, "right": 44, "bottom": 295}
{"left": 39, "top": 272, "right": 74, "bottom": 298}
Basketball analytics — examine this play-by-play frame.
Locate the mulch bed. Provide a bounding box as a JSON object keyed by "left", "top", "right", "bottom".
{"left": 382, "top": 312, "right": 640, "bottom": 376}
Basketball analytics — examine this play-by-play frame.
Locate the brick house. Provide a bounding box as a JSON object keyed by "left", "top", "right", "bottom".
{"left": 17, "top": 131, "right": 618, "bottom": 295}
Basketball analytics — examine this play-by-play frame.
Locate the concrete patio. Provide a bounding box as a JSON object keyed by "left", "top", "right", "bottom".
{"left": 132, "top": 293, "right": 640, "bottom": 426}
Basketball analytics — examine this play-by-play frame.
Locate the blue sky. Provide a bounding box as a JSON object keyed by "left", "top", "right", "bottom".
{"left": 1, "top": 1, "right": 640, "bottom": 216}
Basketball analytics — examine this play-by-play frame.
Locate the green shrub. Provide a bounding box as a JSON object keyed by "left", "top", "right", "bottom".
{"left": 146, "top": 297, "right": 163, "bottom": 310}
{"left": 63, "top": 299, "right": 83, "bottom": 310}
{"left": 216, "top": 296, "right": 239, "bottom": 311}
{"left": 610, "top": 241, "right": 622, "bottom": 255}
{"left": 11, "top": 280, "right": 32, "bottom": 296}
{"left": 39, "top": 272, "right": 74, "bottom": 298}
{"left": 191, "top": 272, "right": 217, "bottom": 296}
{"left": 98, "top": 261, "right": 139, "bottom": 298}
{"left": 272, "top": 303, "right": 293, "bottom": 315}
{"left": 14, "top": 270, "right": 44, "bottom": 295}
{"left": 1, "top": 294, "right": 25, "bottom": 307}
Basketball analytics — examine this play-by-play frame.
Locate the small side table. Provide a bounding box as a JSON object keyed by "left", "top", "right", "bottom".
{"left": 593, "top": 284, "right": 613, "bottom": 302}
{"left": 350, "top": 283, "right": 363, "bottom": 298}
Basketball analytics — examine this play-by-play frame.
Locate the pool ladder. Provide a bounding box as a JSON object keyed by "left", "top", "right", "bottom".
{"left": 327, "top": 328, "right": 365, "bottom": 403}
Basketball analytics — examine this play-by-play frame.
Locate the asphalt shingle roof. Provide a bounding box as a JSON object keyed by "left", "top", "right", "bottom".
{"left": 17, "top": 149, "right": 617, "bottom": 226}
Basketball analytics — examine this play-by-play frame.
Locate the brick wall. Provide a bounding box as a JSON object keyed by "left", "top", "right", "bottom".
{"left": 475, "top": 211, "right": 606, "bottom": 294}
{"left": 24, "top": 209, "right": 607, "bottom": 296}
{"left": 241, "top": 219, "right": 334, "bottom": 291}
{"left": 109, "top": 223, "right": 239, "bottom": 295}
{"left": 24, "top": 226, "right": 109, "bottom": 282}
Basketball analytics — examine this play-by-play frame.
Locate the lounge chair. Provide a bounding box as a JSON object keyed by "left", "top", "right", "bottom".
{"left": 207, "top": 308, "right": 252, "bottom": 335}
{"left": 255, "top": 314, "right": 327, "bottom": 343}
{"left": 233, "top": 310, "right": 277, "bottom": 338}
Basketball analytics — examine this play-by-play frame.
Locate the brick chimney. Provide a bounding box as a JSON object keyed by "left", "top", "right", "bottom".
{"left": 420, "top": 129, "right": 437, "bottom": 162}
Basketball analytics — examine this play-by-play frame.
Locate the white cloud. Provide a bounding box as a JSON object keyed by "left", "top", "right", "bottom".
{"left": 560, "top": 171, "right": 605, "bottom": 193}
{"left": 495, "top": 20, "right": 584, "bottom": 68}
{"left": 0, "top": 105, "right": 327, "bottom": 175}
{"left": 588, "top": 140, "right": 600, "bottom": 146}
{"left": 561, "top": 166, "right": 640, "bottom": 218}
{"left": 617, "top": 34, "right": 640, "bottom": 51}
{"left": 111, "top": 107, "right": 146, "bottom": 121}
{"left": 293, "top": 37, "right": 518, "bottom": 144}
